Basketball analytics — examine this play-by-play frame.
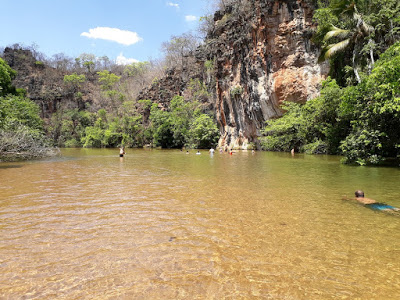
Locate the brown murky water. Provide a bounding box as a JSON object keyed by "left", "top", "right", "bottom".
{"left": 1, "top": 148, "right": 400, "bottom": 299}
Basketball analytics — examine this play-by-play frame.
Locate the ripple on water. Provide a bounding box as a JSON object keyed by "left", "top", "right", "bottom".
{"left": 1, "top": 149, "right": 400, "bottom": 299}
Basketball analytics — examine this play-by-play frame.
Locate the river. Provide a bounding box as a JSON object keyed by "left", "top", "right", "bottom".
{"left": 1, "top": 148, "right": 400, "bottom": 299}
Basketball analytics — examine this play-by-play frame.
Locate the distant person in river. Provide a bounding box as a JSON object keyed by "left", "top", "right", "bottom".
{"left": 119, "top": 146, "right": 125, "bottom": 157}
{"left": 347, "top": 190, "right": 399, "bottom": 212}
{"left": 196, "top": 150, "right": 201, "bottom": 155}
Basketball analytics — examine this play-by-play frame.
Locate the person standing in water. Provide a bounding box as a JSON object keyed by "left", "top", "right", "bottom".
{"left": 119, "top": 146, "right": 125, "bottom": 157}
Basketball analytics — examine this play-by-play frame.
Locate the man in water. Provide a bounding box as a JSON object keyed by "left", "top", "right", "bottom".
{"left": 119, "top": 146, "right": 125, "bottom": 157}
{"left": 352, "top": 190, "right": 399, "bottom": 212}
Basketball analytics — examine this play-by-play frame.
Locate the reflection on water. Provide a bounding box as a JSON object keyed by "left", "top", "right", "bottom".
{"left": 0, "top": 164, "right": 24, "bottom": 169}
{"left": 1, "top": 149, "right": 400, "bottom": 299}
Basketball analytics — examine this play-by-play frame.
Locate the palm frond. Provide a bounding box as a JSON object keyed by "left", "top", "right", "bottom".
{"left": 324, "top": 39, "right": 351, "bottom": 59}
{"left": 323, "top": 25, "right": 351, "bottom": 42}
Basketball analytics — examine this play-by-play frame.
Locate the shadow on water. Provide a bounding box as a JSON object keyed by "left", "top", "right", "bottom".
{"left": 0, "top": 154, "right": 79, "bottom": 169}
{"left": 0, "top": 164, "right": 24, "bottom": 169}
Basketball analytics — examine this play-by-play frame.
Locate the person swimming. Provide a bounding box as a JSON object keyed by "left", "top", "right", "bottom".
{"left": 352, "top": 190, "right": 399, "bottom": 212}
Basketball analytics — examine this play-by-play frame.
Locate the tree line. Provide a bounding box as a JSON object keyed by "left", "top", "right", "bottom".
{"left": 1, "top": 30, "right": 220, "bottom": 153}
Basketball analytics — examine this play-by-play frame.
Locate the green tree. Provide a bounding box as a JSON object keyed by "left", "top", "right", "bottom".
{"left": 0, "top": 95, "right": 43, "bottom": 131}
{"left": 97, "top": 70, "right": 122, "bottom": 113}
{"left": 149, "top": 103, "right": 174, "bottom": 148}
{"left": 318, "top": 0, "right": 374, "bottom": 83}
{"left": 338, "top": 41, "right": 400, "bottom": 164}
{"left": 97, "top": 70, "right": 120, "bottom": 90}
{"left": 124, "top": 62, "right": 146, "bottom": 77}
{"left": 314, "top": 0, "right": 400, "bottom": 85}
{"left": 0, "top": 94, "right": 53, "bottom": 160}
{"left": 188, "top": 114, "right": 219, "bottom": 149}
{"left": 0, "top": 58, "right": 17, "bottom": 96}
{"left": 149, "top": 95, "right": 219, "bottom": 149}
{"left": 259, "top": 41, "right": 400, "bottom": 165}
{"left": 63, "top": 73, "right": 86, "bottom": 107}
{"left": 81, "top": 126, "right": 104, "bottom": 148}
{"left": 169, "top": 96, "right": 194, "bottom": 147}
{"left": 48, "top": 109, "right": 95, "bottom": 147}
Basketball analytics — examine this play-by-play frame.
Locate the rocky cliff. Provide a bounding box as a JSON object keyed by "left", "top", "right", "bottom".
{"left": 2, "top": 47, "right": 97, "bottom": 118}
{"left": 3, "top": 47, "right": 72, "bottom": 117}
{"left": 198, "top": 0, "right": 328, "bottom": 149}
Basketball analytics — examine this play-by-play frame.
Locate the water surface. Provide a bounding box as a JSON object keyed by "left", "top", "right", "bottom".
{"left": 1, "top": 149, "right": 400, "bottom": 299}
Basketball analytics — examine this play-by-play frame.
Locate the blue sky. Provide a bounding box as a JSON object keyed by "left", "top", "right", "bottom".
{"left": 0, "top": 0, "right": 209, "bottom": 64}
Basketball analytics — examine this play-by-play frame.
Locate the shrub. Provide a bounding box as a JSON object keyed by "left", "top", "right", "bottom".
{"left": 340, "top": 130, "right": 385, "bottom": 165}
{"left": 302, "top": 140, "right": 328, "bottom": 154}
{"left": 188, "top": 114, "right": 219, "bottom": 149}
{"left": 81, "top": 126, "right": 104, "bottom": 148}
{"left": 64, "top": 138, "right": 80, "bottom": 148}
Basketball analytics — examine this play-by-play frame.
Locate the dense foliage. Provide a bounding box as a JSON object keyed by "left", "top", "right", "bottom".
{"left": 314, "top": 0, "right": 400, "bottom": 85}
{"left": 48, "top": 95, "right": 219, "bottom": 150}
{"left": 149, "top": 96, "right": 219, "bottom": 149}
{"left": 260, "top": 0, "right": 400, "bottom": 165}
{"left": 260, "top": 41, "right": 400, "bottom": 165}
{"left": 0, "top": 58, "right": 17, "bottom": 96}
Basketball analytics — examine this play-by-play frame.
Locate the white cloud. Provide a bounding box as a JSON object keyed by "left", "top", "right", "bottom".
{"left": 185, "top": 15, "right": 197, "bottom": 22}
{"left": 167, "top": 2, "right": 179, "bottom": 9}
{"left": 116, "top": 53, "right": 139, "bottom": 65}
{"left": 81, "top": 27, "right": 142, "bottom": 46}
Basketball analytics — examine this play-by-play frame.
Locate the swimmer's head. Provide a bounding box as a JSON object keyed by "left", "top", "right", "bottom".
{"left": 355, "top": 190, "right": 364, "bottom": 198}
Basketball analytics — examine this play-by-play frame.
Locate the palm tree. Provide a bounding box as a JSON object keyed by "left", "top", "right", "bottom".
{"left": 319, "top": 0, "right": 374, "bottom": 83}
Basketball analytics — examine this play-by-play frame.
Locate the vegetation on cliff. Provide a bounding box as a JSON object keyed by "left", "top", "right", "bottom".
{"left": 1, "top": 30, "right": 217, "bottom": 150}
{"left": 261, "top": 41, "right": 400, "bottom": 165}
{"left": 260, "top": 0, "right": 400, "bottom": 165}
{"left": 314, "top": 0, "right": 400, "bottom": 85}
{"left": 0, "top": 58, "right": 55, "bottom": 161}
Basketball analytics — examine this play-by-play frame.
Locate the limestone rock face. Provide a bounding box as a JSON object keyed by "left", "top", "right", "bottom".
{"left": 201, "top": 0, "right": 328, "bottom": 149}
